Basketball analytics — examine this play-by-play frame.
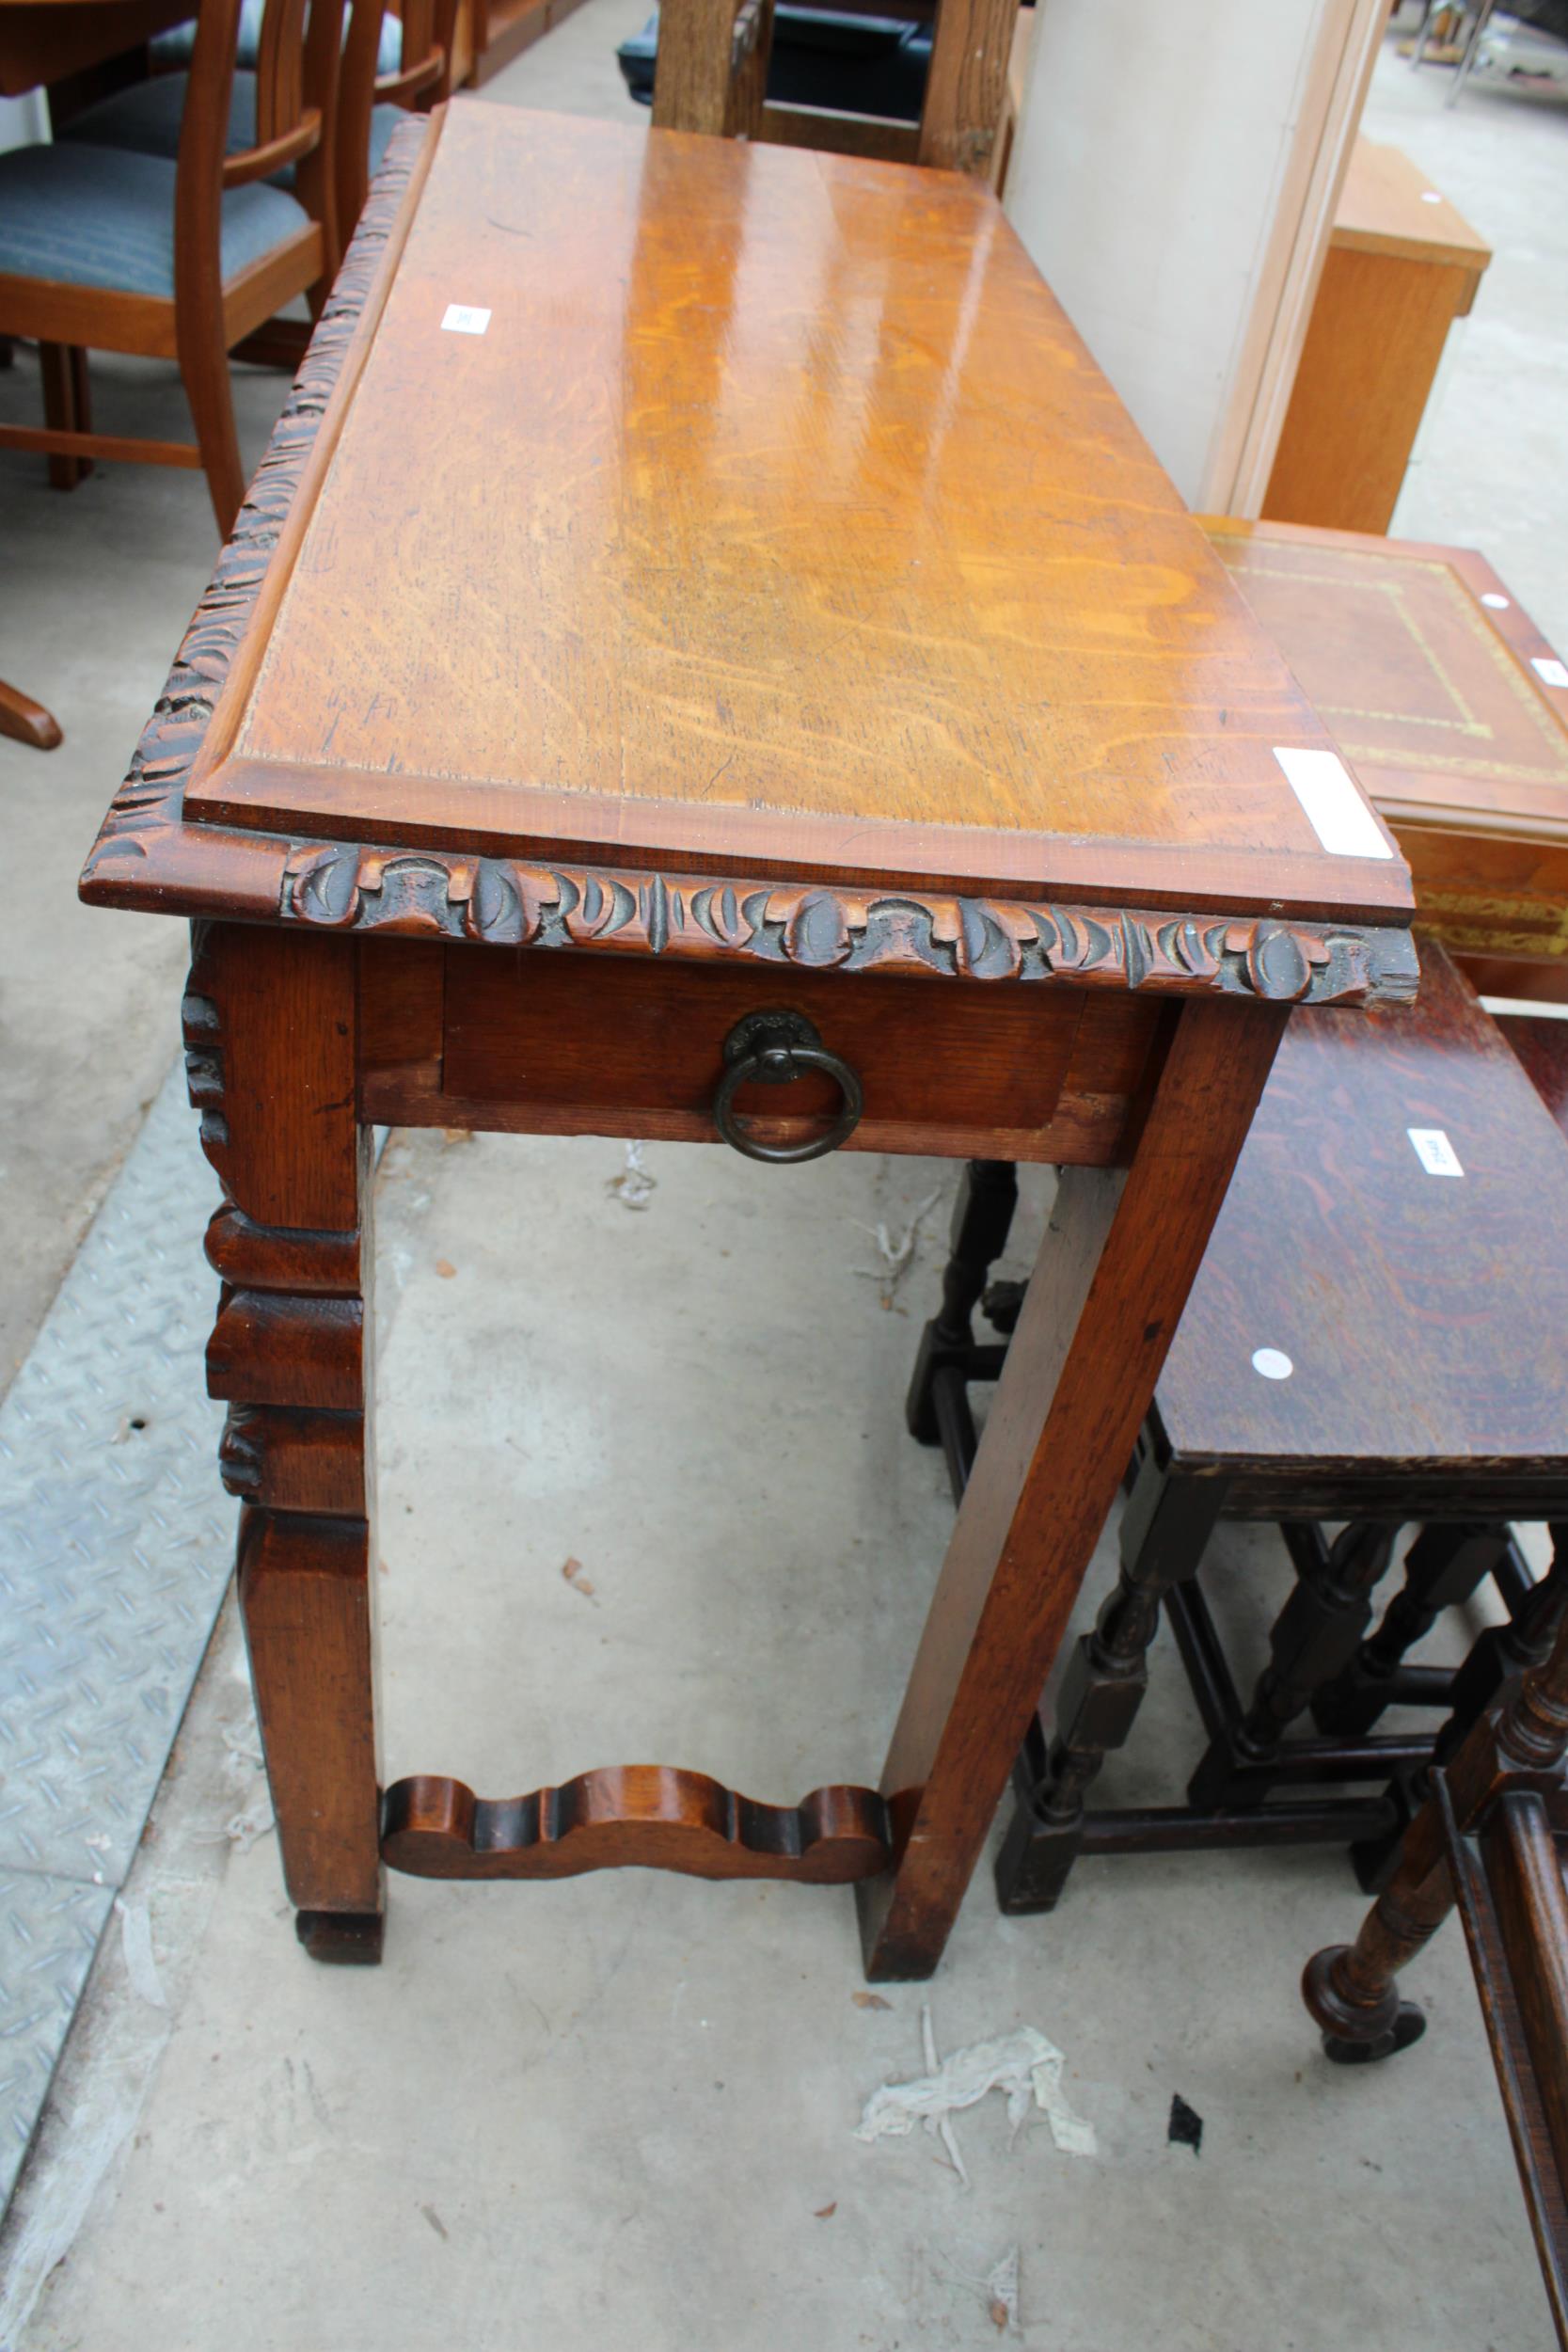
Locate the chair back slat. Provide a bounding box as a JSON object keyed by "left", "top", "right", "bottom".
{"left": 336, "top": 0, "right": 457, "bottom": 241}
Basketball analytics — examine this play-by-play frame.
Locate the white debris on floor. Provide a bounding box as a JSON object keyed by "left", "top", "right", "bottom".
{"left": 855, "top": 2009, "right": 1099, "bottom": 2188}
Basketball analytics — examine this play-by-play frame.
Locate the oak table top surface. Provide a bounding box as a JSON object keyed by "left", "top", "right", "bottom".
{"left": 109, "top": 97, "right": 1414, "bottom": 935}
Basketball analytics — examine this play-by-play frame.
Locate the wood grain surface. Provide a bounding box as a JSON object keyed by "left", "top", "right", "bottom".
{"left": 178, "top": 99, "right": 1408, "bottom": 923}
{"left": 1157, "top": 944, "right": 1568, "bottom": 1468}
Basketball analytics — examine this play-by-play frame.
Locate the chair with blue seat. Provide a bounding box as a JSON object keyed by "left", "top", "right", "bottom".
{"left": 64, "top": 0, "right": 452, "bottom": 269}
{"left": 0, "top": 0, "right": 340, "bottom": 535}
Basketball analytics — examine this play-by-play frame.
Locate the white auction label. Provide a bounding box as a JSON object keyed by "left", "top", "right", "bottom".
{"left": 1274, "top": 747, "right": 1395, "bottom": 860}
{"left": 1532, "top": 656, "right": 1568, "bottom": 691}
{"left": 1408, "top": 1127, "right": 1465, "bottom": 1177}
{"left": 1252, "top": 1348, "right": 1293, "bottom": 1381}
{"left": 441, "top": 304, "right": 492, "bottom": 336}
{"left": 1481, "top": 592, "right": 1511, "bottom": 610}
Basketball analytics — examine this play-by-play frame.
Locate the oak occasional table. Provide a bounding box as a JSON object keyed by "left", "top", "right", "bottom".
{"left": 80, "top": 100, "right": 1418, "bottom": 1979}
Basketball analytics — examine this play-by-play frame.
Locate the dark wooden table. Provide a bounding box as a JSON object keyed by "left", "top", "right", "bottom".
{"left": 80, "top": 99, "right": 1417, "bottom": 1979}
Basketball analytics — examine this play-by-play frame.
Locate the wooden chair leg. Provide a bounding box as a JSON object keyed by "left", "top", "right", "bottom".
{"left": 178, "top": 326, "right": 245, "bottom": 538}
{"left": 1303, "top": 1578, "right": 1568, "bottom": 2067}
{"left": 995, "top": 1457, "right": 1226, "bottom": 1914}
{"left": 39, "top": 341, "right": 92, "bottom": 489}
{"left": 859, "top": 996, "right": 1289, "bottom": 1981}
{"left": 0, "top": 677, "right": 63, "bottom": 750}
{"left": 906, "top": 1159, "right": 1018, "bottom": 1444}
{"left": 188, "top": 921, "right": 384, "bottom": 1959}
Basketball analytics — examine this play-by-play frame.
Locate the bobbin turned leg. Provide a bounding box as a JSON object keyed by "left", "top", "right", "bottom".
{"left": 863, "top": 996, "right": 1288, "bottom": 1980}
{"left": 1186, "top": 1519, "right": 1395, "bottom": 1811}
{"left": 1313, "top": 1522, "right": 1505, "bottom": 1737}
{"left": 996, "top": 1455, "right": 1224, "bottom": 1913}
{"left": 187, "top": 921, "right": 384, "bottom": 1961}
{"left": 1305, "top": 1568, "right": 1568, "bottom": 2065}
{"left": 906, "top": 1160, "right": 1019, "bottom": 1444}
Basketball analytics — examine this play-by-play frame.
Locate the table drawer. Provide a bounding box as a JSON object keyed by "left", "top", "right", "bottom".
{"left": 358, "top": 941, "right": 1171, "bottom": 1167}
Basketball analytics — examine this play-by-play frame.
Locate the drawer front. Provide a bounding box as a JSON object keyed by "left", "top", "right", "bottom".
{"left": 404, "top": 943, "right": 1170, "bottom": 1167}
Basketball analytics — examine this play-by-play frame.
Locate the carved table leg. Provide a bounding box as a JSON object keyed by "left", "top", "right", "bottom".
{"left": 860, "top": 995, "right": 1289, "bottom": 1980}
{"left": 995, "top": 1457, "right": 1226, "bottom": 1914}
{"left": 906, "top": 1160, "right": 1019, "bottom": 1444}
{"left": 1185, "top": 1519, "right": 1395, "bottom": 1812}
{"left": 1313, "top": 1522, "right": 1506, "bottom": 1738}
{"left": 189, "top": 921, "right": 383, "bottom": 1961}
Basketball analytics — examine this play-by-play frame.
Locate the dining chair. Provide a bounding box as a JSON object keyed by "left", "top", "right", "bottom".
{"left": 0, "top": 0, "right": 339, "bottom": 535}
{"left": 64, "top": 0, "right": 452, "bottom": 266}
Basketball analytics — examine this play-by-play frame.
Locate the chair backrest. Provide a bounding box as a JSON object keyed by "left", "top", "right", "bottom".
{"left": 651, "top": 0, "right": 775, "bottom": 138}
{"left": 649, "top": 0, "right": 1019, "bottom": 174}
{"left": 337, "top": 0, "right": 459, "bottom": 241}
{"left": 179, "top": 0, "right": 343, "bottom": 310}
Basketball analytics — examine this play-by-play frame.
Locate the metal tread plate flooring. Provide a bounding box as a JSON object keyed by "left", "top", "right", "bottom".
{"left": 0, "top": 1060, "right": 227, "bottom": 2212}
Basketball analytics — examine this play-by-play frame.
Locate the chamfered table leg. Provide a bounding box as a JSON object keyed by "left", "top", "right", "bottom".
{"left": 859, "top": 994, "right": 1291, "bottom": 1980}
{"left": 187, "top": 921, "right": 385, "bottom": 1962}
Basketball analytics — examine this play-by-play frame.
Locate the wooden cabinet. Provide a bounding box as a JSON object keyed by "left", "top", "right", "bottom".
{"left": 1262, "top": 137, "right": 1491, "bottom": 535}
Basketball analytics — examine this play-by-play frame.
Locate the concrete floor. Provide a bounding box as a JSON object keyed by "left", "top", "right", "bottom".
{"left": 0, "top": 12, "right": 1565, "bottom": 2348}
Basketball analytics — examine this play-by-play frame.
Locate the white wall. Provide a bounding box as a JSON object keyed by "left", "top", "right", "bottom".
{"left": 1005, "top": 0, "right": 1338, "bottom": 507}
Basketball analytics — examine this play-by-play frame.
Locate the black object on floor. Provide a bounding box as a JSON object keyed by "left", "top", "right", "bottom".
{"left": 1168, "top": 2094, "right": 1203, "bottom": 2154}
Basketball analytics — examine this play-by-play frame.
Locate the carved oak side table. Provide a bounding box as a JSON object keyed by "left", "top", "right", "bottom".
{"left": 80, "top": 100, "right": 1418, "bottom": 1979}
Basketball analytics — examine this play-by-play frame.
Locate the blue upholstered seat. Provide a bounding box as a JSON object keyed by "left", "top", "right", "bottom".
{"left": 0, "top": 143, "right": 311, "bottom": 297}
{"left": 150, "top": 2, "right": 404, "bottom": 74}
{"left": 368, "top": 101, "right": 402, "bottom": 178}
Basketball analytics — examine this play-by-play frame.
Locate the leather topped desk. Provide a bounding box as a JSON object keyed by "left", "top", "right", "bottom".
{"left": 81, "top": 100, "right": 1417, "bottom": 1980}
{"left": 1206, "top": 517, "right": 1568, "bottom": 994}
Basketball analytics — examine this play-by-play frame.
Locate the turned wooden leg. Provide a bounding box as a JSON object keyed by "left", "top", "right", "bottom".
{"left": 906, "top": 1160, "right": 1019, "bottom": 1444}
{"left": 1353, "top": 1523, "right": 1568, "bottom": 1892}
{"left": 1186, "top": 1519, "right": 1395, "bottom": 1810}
{"left": 187, "top": 921, "right": 384, "bottom": 1960}
{"left": 995, "top": 1455, "right": 1226, "bottom": 1914}
{"left": 39, "top": 341, "right": 91, "bottom": 489}
{"left": 861, "top": 995, "right": 1288, "bottom": 1980}
{"left": 1305, "top": 1569, "right": 1568, "bottom": 2064}
{"left": 1313, "top": 1522, "right": 1506, "bottom": 1737}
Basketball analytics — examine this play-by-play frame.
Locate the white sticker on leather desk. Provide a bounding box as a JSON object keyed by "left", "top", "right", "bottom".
{"left": 1274, "top": 747, "right": 1394, "bottom": 859}
{"left": 1532, "top": 656, "right": 1568, "bottom": 691}
{"left": 441, "top": 304, "right": 491, "bottom": 335}
{"left": 1252, "top": 1348, "right": 1293, "bottom": 1381}
{"left": 1408, "top": 1127, "right": 1464, "bottom": 1177}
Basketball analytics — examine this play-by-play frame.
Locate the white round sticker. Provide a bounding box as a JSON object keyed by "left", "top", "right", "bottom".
{"left": 1420, "top": 190, "right": 1442, "bottom": 203}
{"left": 1481, "top": 592, "right": 1510, "bottom": 610}
{"left": 1252, "top": 1347, "right": 1294, "bottom": 1381}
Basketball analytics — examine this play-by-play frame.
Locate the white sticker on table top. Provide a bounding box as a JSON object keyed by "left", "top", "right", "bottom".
{"left": 1533, "top": 656, "right": 1568, "bottom": 691}
{"left": 441, "top": 303, "right": 492, "bottom": 336}
{"left": 1481, "top": 592, "right": 1511, "bottom": 610}
{"left": 1420, "top": 189, "right": 1442, "bottom": 203}
{"left": 1408, "top": 1127, "right": 1465, "bottom": 1177}
{"left": 1252, "top": 1347, "right": 1293, "bottom": 1381}
{"left": 1274, "top": 746, "right": 1395, "bottom": 860}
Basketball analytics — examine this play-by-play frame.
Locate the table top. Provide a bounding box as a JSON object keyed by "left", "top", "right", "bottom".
{"left": 1158, "top": 942, "right": 1568, "bottom": 1470}
{"left": 1332, "top": 136, "right": 1491, "bottom": 277}
{"left": 0, "top": 0, "right": 192, "bottom": 99}
{"left": 1206, "top": 518, "right": 1568, "bottom": 847}
{"left": 83, "top": 106, "right": 1418, "bottom": 1009}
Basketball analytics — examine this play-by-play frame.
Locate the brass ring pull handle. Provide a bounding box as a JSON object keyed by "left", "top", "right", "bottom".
{"left": 713, "top": 1009, "right": 863, "bottom": 1164}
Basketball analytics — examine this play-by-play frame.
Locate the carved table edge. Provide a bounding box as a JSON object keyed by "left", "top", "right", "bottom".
{"left": 76, "top": 111, "right": 1418, "bottom": 1013}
